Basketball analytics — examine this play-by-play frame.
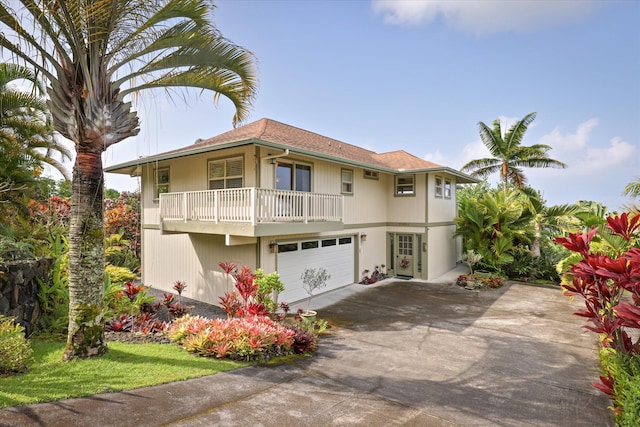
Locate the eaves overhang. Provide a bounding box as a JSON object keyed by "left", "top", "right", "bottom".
{"left": 105, "top": 138, "right": 478, "bottom": 184}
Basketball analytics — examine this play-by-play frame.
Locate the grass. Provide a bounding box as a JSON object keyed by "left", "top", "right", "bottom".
{"left": 0, "top": 338, "right": 246, "bottom": 409}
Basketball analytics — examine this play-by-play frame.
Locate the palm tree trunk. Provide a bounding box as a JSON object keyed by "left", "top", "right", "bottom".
{"left": 63, "top": 149, "right": 107, "bottom": 360}
{"left": 530, "top": 221, "right": 541, "bottom": 258}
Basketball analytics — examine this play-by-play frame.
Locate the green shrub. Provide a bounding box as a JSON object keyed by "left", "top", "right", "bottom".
{"left": 0, "top": 237, "right": 35, "bottom": 261}
{"left": 602, "top": 351, "right": 640, "bottom": 426}
{"left": 36, "top": 235, "right": 69, "bottom": 337}
{"left": 0, "top": 316, "right": 32, "bottom": 375}
{"left": 105, "top": 264, "right": 136, "bottom": 284}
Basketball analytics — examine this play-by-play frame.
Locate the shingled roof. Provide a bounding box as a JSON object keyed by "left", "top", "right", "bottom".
{"left": 106, "top": 118, "right": 477, "bottom": 183}
{"left": 134, "top": 118, "right": 442, "bottom": 171}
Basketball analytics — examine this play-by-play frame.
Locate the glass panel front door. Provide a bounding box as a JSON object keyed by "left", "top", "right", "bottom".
{"left": 396, "top": 234, "right": 413, "bottom": 276}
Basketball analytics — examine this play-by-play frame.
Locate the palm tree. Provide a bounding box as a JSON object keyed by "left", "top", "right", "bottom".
{"left": 462, "top": 112, "right": 567, "bottom": 192}
{"left": 0, "top": 1, "right": 257, "bottom": 359}
{"left": 0, "top": 63, "right": 71, "bottom": 183}
{"left": 623, "top": 177, "right": 640, "bottom": 199}
{"left": 519, "top": 187, "right": 579, "bottom": 257}
{"left": 0, "top": 63, "right": 71, "bottom": 220}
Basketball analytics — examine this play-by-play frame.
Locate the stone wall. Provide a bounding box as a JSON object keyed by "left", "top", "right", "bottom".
{"left": 0, "top": 258, "right": 54, "bottom": 336}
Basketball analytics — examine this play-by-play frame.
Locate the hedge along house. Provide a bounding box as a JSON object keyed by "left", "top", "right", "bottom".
{"left": 106, "top": 118, "right": 477, "bottom": 305}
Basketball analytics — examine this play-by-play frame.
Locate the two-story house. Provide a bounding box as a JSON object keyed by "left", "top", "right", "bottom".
{"left": 105, "top": 118, "right": 477, "bottom": 305}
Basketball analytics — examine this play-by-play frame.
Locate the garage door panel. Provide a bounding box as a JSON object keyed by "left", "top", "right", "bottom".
{"left": 277, "top": 237, "right": 354, "bottom": 304}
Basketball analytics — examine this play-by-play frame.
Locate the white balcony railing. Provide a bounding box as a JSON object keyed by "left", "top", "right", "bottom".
{"left": 160, "top": 188, "right": 343, "bottom": 225}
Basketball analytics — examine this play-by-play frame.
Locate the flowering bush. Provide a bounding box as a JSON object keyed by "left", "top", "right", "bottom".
{"left": 167, "top": 315, "right": 298, "bottom": 361}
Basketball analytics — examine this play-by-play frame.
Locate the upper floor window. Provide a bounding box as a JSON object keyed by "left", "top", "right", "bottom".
{"left": 395, "top": 174, "right": 414, "bottom": 196}
{"left": 435, "top": 176, "right": 443, "bottom": 198}
{"left": 341, "top": 169, "right": 353, "bottom": 194}
{"left": 209, "top": 157, "right": 243, "bottom": 190}
{"left": 444, "top": 178, "right": 452, "bottom": 199}
{"left": 155, "top": 167, "right": 170, "bottom": 200}
{"left": 276, "top": 162, "right": 311, "bottom": 192}
{"left": 363, "top": 170, "right": 379, "bottom": 180}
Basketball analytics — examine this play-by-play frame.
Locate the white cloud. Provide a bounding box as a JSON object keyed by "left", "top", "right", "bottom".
{"left": 580, "top": 137, "right": 637, "bottom": 173}
{"left": 538, "top": 118, "right": 598, "bottom": 152}
{"left": 371, "top": 0, "right": 599, "bottom": 34}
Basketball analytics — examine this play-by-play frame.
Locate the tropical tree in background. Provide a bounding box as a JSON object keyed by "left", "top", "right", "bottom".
{"left": 454, "top": 188, "right": 534, "bottom": 272}
{"left": 623, "top": 176, "right": 640, "bottom": 214}
{"left": 519, "top": 187, "right": 579, "bottom": 257}
{"left": 0, "top": 1, "right": 258, "bottom": 359}
{"left": 0, "top": 63, "right": 71, "bottom": 212}
{"left": 461, "top": 112, "right": 567, "bottom": 192}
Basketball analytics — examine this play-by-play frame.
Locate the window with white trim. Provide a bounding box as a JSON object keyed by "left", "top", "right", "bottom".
{"left": 208, "top": 157, "right": 243, "bottom": 190}
{"left": 363, "top": 170, "right": 379, "bottom": 180}
{"left": 444, "top": 178, "right": 452, "bottom": 199}
{"left": 395, "top": 175, "right": 415, "bottom": 196}
{"left": 435, "top": 176, "right": 443, "bottom": 198}
{"left": 155, "top": 167, "right": 170, "bottom": 200}
{"left": 341, "top": 169, "right": 353, "bottom": 194}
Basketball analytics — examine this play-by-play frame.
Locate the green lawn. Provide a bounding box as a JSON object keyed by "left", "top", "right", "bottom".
{"left": 0, "top": 339, "right": 246, "bottom": 408}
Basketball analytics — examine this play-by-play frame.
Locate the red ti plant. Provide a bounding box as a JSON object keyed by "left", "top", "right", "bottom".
{"left": 173, "top": 280, "right": 187, "bottom": 305}
{"left": 219, "top": 261, "right": 237, "bottom": 293}
{"left": 554, "top": 212, "right": 640, "bottom": 398}
{"left": 218, "top": 263, "right": 274, "bottom": 318}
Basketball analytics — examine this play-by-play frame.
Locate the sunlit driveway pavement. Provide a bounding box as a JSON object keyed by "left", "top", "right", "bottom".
{"left": 0, "top": 280, "right": 614, "bottom": 426}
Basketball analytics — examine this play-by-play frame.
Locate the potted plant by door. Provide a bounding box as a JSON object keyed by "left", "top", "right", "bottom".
{"left": 300, "top": 267, "right": 330, "bottom": 324}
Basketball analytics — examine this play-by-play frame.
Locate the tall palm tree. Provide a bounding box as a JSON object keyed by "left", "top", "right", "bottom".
{"left": 0, "top": 1, "right": 257, "bottom": 359}
{"left": 461, "top": 112, "right": 567, "bottom": 192}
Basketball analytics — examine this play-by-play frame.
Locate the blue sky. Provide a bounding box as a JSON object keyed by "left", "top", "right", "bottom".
{"left": 102, "top": 0, "right": 640, "bottom": 211}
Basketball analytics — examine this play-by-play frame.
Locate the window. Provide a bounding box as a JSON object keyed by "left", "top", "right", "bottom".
{"left": 435, "top": 176, "right": 443, "bottom": 198}
{"left": 395, "top": 175, "right": 414, "bottom": 195}
{"left": 208, "top": 157, "right": 243, "bottom": 190}
{"left": 444, "top": 179, "right": 452, "bottom": 199}
{"left": 277, "top": 243, "right": 298, "bottom": 253}
{"left": 339, "top": 237, "right": 352, "bottom": 245}
{"left": 302, "top": 241, "right": 319, "bottom": 250}
{"left": 364, "top": 170, "right": 379, "bottom": 180}
{"left": 341, "top": 169, "right": 353, "bottom": 194}
{"left": 276, "top": 162, "right": 311, "bottom": 192}
{"left": 321, "top": 239, "right": 337, "bottom": 247}
{"left": 155, "top": 167, "right": 170, "bottom": 200}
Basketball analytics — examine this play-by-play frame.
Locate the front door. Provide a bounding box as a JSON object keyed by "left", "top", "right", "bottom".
{"left": 396, "top": 234, "right": 414, "bottom": 277}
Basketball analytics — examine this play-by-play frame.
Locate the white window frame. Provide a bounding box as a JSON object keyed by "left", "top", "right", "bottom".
{"left": 395, "top": 174, "right": 415, "bottom": 196}
{"left": 444, "top": 178, "right": 452, "bottom": 199}
{"left": 341, "top": 169, "right": 354, "bottom": 195}
{"left": 435, "top": 176, "right": 443, "bottom": 198}
{"left": 208, "top": 156, "right": 244, "bottom": 190}
{"left": 154, "top": 167, "right": 170, "bottom": 201}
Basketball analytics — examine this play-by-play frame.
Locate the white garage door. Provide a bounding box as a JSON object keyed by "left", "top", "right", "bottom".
{"left": 277, "top": 236, "right": 355, "bottom": 304}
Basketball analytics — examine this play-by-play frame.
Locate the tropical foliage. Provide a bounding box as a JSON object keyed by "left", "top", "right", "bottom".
{"left": 461, "top": 112, "right": 566, "bottom": 190}
{"left": 455, "top": 187, "right": 534, "bottom": 272}
{"left": 554, "top": 213, "right": 640, "bottom": 422}
{"left": 0, "top": 63, "right": 71, "bottom": 219}
{"left": 0, "top": 0, "right": 258, "bottom": 359}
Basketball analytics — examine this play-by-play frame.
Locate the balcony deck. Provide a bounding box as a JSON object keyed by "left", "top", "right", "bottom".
{"left": 159, "top": 188, "right": 344, "bottom": 237}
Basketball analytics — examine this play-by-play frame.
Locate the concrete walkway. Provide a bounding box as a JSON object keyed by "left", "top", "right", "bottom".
{"left": 0, "top": 271, "right": 613, "bottom": 426}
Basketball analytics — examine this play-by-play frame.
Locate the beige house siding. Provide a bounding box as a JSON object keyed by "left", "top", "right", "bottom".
{"left": 426, "top": 224, "right": 458, "bottom": 279}
{"left": 141, "top": 228, "right": 256, "bottom": 306}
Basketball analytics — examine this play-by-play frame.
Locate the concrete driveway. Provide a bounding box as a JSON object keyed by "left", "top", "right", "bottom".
{"left": 0, "top": 280, "right": 613, "bottom": 426}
